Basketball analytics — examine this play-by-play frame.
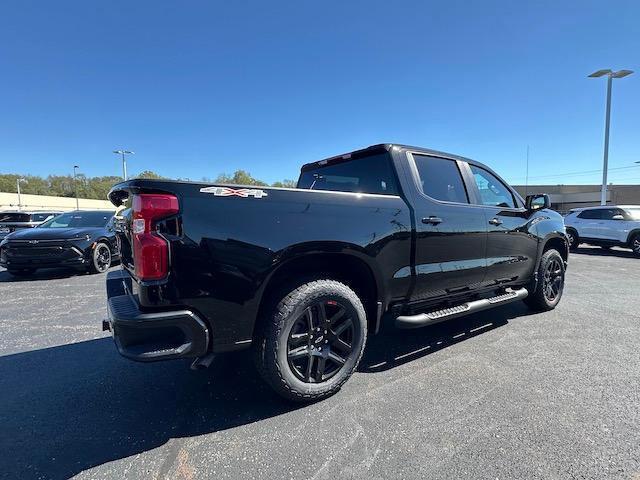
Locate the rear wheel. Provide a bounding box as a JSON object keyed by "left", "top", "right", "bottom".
{"left": 524, "top": 249, "right": 565, "bottom": 311}
{"left": 254, "top": 279, "right": 367, "bottom": 402}
{"left": 8, "top": 268, "right": 36, "bottom": 277}
{"left": 566, "top": 229, "right": 579, "bottom": 251}
{"left": 90, "top": 242, "right": 112, "bottom": 273}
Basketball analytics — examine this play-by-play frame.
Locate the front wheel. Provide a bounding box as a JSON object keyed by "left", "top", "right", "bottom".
{"left": 254, "top": 279, "right": 367, "bottom": 402}
{"left": 90, "top": 242, "right": 112, "bottom": 273}
{"left": 524, "top": 249, "right": 565, "bottom": 311}
{"left": 566, "top": 229, "right": 579, "bottom": 251}
{"left": 630, "top": 234, "right": 640, "bottom": 256}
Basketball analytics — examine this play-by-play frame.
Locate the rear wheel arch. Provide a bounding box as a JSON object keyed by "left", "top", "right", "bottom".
{"left": 255, "top": 251, "right": 382, "bottom": 337}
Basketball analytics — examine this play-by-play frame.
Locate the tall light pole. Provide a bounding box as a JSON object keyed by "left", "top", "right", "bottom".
{"left": 16, "top": 178, "right": 26, "bottom": 211}
{"left": 73, "top": 165, "right": 80, "bottom": 210}
{"left": 113, "top": 150, "right": 134, "bottom": 180}
{"left": 588, "top": 69, "right": 634, "bottom": 205}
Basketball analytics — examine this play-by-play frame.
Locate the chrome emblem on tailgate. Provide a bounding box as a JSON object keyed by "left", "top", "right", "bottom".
{"left": 199, "top": 186, "right": 268, "bottom": 198}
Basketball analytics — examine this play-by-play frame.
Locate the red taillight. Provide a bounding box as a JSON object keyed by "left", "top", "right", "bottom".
{"left": 131, "top": 194, "right": 179, "bottom": 281}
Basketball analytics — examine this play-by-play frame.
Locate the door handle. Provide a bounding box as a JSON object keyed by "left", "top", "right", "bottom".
{"left": 489, "top": 218, "right": 503, "bottom": 226}
{"left": 422, "top": 216, "right": 443, "bottom": 225}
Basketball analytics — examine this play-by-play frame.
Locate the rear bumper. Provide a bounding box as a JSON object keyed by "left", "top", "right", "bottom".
{"left": 105, "top": 270, "right": 209, "bottom": 362}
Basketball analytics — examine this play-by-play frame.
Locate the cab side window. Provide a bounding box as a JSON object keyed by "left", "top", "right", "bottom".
{"left": 469, "top": 165, "right": 515, "bottom": 208}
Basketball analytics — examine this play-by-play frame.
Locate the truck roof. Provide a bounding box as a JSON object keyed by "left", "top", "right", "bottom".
{"left": 301, "top": 143, "right": 486, "bottom": 172}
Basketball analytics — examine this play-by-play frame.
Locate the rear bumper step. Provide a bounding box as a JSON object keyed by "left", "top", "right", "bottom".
{"left": 395, "top": 287, "right": 528, "bottom": 329}
{"left": 108, "top": 294, "right": 210, "bottom": 362}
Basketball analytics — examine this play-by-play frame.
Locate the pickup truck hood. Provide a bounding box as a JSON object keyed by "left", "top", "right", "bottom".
{"left": 5, "top": 227, "right": 104, "bottom": 241}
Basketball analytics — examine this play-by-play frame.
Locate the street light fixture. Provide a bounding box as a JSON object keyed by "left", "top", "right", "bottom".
{"left": 113, "top": 150, "right": 135, "bottom": 180}
{"left": 73, "top": 165, "right": 80, "bottom": 210}
{"left": 588, "top": 68, "right": 634, "bottom": 205}
{"left": 16, "top": 178, "right": 26, "bottom": 211}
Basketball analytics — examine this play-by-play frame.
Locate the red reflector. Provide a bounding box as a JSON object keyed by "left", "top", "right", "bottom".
{"left": 132, "top": 194, "right": 179, "bottom": 281}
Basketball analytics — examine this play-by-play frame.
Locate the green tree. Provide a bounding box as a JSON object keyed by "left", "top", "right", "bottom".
{"left": 133, "top": 170, "right": 166, "bottom": 179}
{"left": 214, "top": 170, "right": 267, "bottom": 186}
{"left": 272, "top": 179, "right": 297, "bottom": 188}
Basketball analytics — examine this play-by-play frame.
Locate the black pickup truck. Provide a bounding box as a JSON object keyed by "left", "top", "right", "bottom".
{"left": 104, "top": 144, "right": 568, "bottom": 401}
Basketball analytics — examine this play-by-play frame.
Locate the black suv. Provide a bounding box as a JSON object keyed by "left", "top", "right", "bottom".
{"left": 0, "top": 210, "right": 118, "bottom": 276}
{"left": 104, "top": 144, "right": 568, "bottom": 401}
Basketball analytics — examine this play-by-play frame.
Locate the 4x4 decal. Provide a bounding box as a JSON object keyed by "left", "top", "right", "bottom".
{"left": 199, "top": 186, "right": 268, "bottom": 198}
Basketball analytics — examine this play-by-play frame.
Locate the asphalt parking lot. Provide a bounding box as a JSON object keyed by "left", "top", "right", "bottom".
{"left": 1, "top": 247, "right": 639, "bottom": 480}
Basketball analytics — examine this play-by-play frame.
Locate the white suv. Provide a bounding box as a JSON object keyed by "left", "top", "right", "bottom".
{"left": 564, "top": 205, "right": 640, "bottom": 255}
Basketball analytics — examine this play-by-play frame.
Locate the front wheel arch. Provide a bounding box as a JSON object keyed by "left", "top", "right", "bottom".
{"left": 529, "top": 234, "right": 568, "bottom": 295}
{"left": 626, "top": 229, "right": 640, "bottom": 246}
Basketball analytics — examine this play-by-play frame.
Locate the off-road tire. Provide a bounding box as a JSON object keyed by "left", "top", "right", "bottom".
{"left": 254, "top": 279, "right": 367, "bottom": 402}
{"left": 524, "top": 249, "right": 565, "bottom": 311}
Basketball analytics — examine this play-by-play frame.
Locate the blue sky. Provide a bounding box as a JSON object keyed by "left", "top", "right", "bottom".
{"left": 0, "top": 0, "right": 638, "bottom": 185}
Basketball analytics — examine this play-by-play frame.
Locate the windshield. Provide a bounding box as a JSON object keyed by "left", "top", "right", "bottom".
{"left": 625, "top": 208, "right": 640, "bottom": 220}
{"left": 39, "top": 211, "right": 114, "bottom": 228}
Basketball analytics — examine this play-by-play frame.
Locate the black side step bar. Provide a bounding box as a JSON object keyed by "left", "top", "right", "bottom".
{"left": 395, "top": 287, "right": 528, "bottom": 329}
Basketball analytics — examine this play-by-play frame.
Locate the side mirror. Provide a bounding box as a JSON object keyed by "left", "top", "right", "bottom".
{"left": 612, "top": 214, "right": 625, "bottom": 220}
{"left": 525, "top": 193, "right": 550, "bottom": 212}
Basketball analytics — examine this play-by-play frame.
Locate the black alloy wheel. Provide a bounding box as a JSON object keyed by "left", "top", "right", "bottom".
{"left": 632, "top": 235, "right": 640, "bottom": 256}
{"left": 287, "top": 300, "right": 355, "bottom": 383}
{"left": 542, "top": 256, "right": 563, "bottom": 303}
{"left": 254, "top": 279, "right": 367, "bottom": 402}
{"left": 524, "top": 248, "right": 565, "bottom": 311}
{"left": 92, "top": 243, "right": 112, "bottom": 273}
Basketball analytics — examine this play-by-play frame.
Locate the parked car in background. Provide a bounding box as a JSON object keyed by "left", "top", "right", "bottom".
{"left": 0, "top": 211, "right": 61, "bottom": 240}
{"left": 564, "top": 205, "right": 640, "bottom": 255}
{"left": 103, "top": 143, "right": 567, "bottom": 401}
{"left": 0, "top": 210, "right": 118, "bottom": 276}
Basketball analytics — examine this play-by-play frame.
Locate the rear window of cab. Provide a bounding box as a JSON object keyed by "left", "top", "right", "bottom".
{"left": 297, "top": 153, "right": 399, "bottom": 195}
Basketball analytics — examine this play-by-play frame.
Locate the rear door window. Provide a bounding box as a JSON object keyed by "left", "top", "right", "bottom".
{"left": 599, "top": 208, "right": 625, "bottom": 220}
{"left": 297, "top": 152, "right": 398, "bottom": 195}
{"left": 412, "top": 155, "right": 469, "bottom": 204}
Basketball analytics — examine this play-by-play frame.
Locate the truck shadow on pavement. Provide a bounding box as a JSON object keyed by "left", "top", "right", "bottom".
{"left": 0, "top": 303, "right": 532, "bottom": 480}
{"left": 360, "top": 302, "right": 531, "bottom": 373}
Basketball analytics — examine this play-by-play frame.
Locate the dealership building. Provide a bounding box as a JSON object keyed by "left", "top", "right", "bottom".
{"left": 513, "top": 184, "right": 640, "bottom": 213}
